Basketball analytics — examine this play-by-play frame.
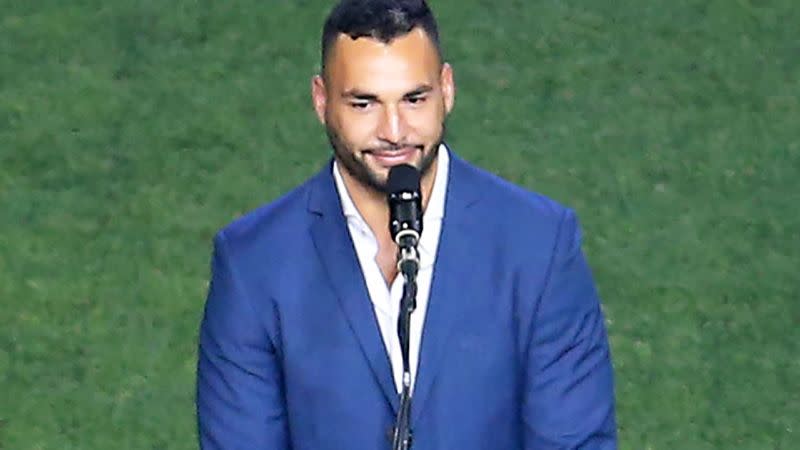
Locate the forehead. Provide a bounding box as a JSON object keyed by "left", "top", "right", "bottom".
{"left": 326, "top": 28, "right": 441, "bottom": 91}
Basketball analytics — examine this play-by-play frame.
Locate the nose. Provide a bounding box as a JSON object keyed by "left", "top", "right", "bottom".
{"left": 376, "top": 105, "right": 407, "bottom": 144}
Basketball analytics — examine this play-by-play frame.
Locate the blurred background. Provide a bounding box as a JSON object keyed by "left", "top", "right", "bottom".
{"left": 1, "top": 0, "right": 798, "bottom": 448}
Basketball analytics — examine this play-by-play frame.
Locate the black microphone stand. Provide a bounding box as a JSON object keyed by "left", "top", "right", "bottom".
{"left": 391, "top": 246, "right": 418, "bottom": 450}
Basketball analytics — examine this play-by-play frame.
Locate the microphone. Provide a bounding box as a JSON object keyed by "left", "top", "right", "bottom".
{"left": 387, "top": 164, "right": 423, "bottom": 278}
{"left": 387, "top": 163, "right": 421, "bottom": 450}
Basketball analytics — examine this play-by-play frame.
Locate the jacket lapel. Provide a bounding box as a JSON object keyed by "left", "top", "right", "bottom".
{"left": 411, "top": 153, "right": 483, "bottom": 423}
{"left": 307, "top": 162, "right": 399, "bottom": 413}
{"left": 304, "top": 153, "right": 485, "bottom": 421}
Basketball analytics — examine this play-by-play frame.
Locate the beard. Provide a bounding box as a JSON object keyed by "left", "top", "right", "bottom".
{"left": 325, "top": 122, "right": 446, "bottom": 194}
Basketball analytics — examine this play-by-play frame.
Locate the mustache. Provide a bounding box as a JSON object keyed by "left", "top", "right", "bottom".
{"left": 363, "top": 144, "right": 424, "bottom": 153}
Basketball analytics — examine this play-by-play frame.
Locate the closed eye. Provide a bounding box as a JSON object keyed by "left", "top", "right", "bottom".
{"left": 403, "top": 85, "right": 433, "bottom": 105}
{"left": 350, "top": 100, "right": 371, "bottom": 109}
{"left": 342, "top": 89, "right": 378, "bottom": 110}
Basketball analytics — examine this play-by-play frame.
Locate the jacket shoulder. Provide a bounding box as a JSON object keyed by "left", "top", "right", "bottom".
{"left": 213, "top": 171, "right": 320, "bottom": 255}
{"left": 456, "top": 158, "right": 575, "bottom": 228}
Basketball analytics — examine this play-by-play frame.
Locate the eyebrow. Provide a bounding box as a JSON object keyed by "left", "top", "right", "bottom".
{"left": 341, "top": 84, "right": 434, "bottom": 101}
{"left": 404, "top": 85, "right": 434, "bottom": 98}
{"left": 341, "top": 89, "right": 377, "bottom": 101}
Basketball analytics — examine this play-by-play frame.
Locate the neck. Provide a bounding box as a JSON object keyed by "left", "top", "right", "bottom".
{"left": 339, "top": 159, "right": 438, "bottom": 244}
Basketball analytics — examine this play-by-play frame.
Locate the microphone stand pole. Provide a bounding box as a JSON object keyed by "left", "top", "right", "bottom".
{"left": 391, "top": 249, "right": 418, "bottom": 450}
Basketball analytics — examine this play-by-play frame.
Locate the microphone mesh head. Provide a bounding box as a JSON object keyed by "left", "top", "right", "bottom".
{"left": 387, "top": 164, "right": 421, "bottom": 194}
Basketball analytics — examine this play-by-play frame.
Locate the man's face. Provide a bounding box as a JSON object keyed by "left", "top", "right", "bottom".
{"left": 312, "top": 27, "right": 455, "bottom": 193}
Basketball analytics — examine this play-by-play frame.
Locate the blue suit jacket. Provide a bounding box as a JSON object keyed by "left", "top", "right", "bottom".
{"left": 197, "top": 152, "right": 617, "bottom": 449}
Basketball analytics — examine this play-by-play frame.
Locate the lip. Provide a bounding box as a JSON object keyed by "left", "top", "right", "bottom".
{"left": 366, "top": 146, "right": 419, "bottom": 167}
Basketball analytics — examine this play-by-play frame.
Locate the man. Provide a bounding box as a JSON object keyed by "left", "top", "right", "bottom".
{"left": 196, "top": 0, "right": 617, "bottom": 448}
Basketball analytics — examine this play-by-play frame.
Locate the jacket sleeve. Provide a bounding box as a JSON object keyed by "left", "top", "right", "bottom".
{"left": 523, "top": 209, "right": 617, "bottom": 449}
{"left": 196, "top": 231, "right": 289, "bottom": 449}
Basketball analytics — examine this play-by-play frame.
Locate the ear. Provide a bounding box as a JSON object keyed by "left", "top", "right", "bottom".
{"left": 311, "top": 75, "right": 327, "bottom": 125}
{"left": 440, "top": 62, "right": 455, "bottom": 115}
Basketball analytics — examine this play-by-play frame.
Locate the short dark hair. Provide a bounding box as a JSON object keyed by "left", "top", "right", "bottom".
{"left": 321, "top": 0, "right": 442, "bottom": 72}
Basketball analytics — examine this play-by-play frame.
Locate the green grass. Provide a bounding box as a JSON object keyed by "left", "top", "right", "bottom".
{"left": 1, "top": 0, "right": 798, "bottom": 448}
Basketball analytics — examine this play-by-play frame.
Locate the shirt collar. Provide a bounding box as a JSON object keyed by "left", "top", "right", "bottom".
{"left": 333, "top": 143, "right": 450, "bottom": 256}
{"left": 333, "top": 161, "right": 363, "bottom": 222}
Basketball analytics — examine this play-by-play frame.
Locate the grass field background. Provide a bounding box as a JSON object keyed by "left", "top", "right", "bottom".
{"left": 1, "top": 0, "right": 798, "bottom": 448}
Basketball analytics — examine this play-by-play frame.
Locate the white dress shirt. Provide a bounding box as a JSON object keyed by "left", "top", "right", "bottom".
{"left": 333, "top": 145, "right": 449, "bottom": 394}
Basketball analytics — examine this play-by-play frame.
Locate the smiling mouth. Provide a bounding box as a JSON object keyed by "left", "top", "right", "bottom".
{"left": 364, "top": 146, "right": 421, "bottom": 166}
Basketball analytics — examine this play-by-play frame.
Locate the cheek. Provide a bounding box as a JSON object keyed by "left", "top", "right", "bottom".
{"left": 340, "top": 113, "right": 381, "bottom": 145}
{"left": 407, "top": 104, "right": 444, "bottom": 139}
